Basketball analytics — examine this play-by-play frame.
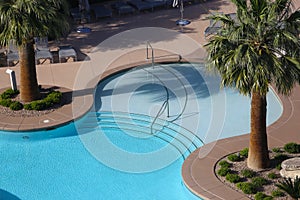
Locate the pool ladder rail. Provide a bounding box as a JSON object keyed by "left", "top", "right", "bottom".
{"left": 143, "top": 65, "right": 188, "bottom": 136}
{"left": 146, "top": 41, "right": 182, "bottom": 67}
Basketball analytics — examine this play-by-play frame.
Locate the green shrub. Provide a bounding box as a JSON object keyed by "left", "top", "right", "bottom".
{"left": 252, "top": 177, "right": 268, "bottom": 187}
{"left": 267, "top": 172, "right": 278, "bottom": 179}
{"left": 236, "top": 182, "right": 257, "bottom": 194}
{"left": 283, "top": 142, "right": 300, "bottom": 153}
{"left": 254, "top": 192, "right": 273, "bottom": 200}
{"left": 28, "top": 100, "right": 46, "bottom": 111}
{"left": 0, "top": 89, "right": 19, "bottom": 99}
{"left": 274, "top": 153, "right": 289, "bottom": 163}
{"left": 239, "top": 148, "right": 249, "bottom": 158}
{"left": 9, "top": 101, "right": 23, "bottom": 110}
{"left": 219, "top": 160, "right": 232, "bottom": 168}
{"left": 228, "top": 153, "right": 241, "bottom": 162}
{"left": 45, "top": 91, "right": 62, "bottom": 104}
{"left": 241, "top": 169, "right": 256, "bottom": 178}
{"left": 0, "top": 89, "right": 62, "bottom": 111}
{"left": 276, "top": 163, "right": 282, "bottom": 170}
{"left": 264, "top": 197, "right": 273, "bottom": 200}
{"left": 0, "top": 99, "right": 12, "bottom": 107}
{"left": 271, "top": 189, "right": 285, "bottom": 197}
{"left": 23, "top": 103, "right": 32, "bottom": 110}
{"left": 43, "top": 98, "right": 54, "bottom": 107}
{"left": 0, "top": 93, "right": 10, "bottom": 100}
{"left": 272, "top": 147, "right": 281, "bottom": 153}
{"left": 217, "top": 167, "right": 230, "bottom": 176}
{"left": 225, "top": 173, "right": 241, "bottom": 183}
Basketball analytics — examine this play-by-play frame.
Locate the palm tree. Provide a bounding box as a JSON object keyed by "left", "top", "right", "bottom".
{"left": 0, "top": 0, "right": 70, "bottom": 102}
{"left": 276, "top": 176, "right": 300, "bottom": 199}
{"left": 205, "top": 0, "right": 300, "bottom": 169}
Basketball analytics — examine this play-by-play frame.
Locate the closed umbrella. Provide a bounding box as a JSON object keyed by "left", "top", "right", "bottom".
{"left": 77, "top": 0, "right": 91, "bottom": 33}
{"left": 79, "top": 0, "right": 90, "bottom": 13}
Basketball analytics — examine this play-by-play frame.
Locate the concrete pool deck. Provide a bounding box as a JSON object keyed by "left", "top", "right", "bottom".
{"left": 0, "top": 0, "right": 299, "bottom": 199}
{"left": 182, "top": 88, "right": 300, "bottom": 199}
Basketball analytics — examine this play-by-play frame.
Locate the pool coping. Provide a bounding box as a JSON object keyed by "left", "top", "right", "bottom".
{"left": 0, "top": 1, "right": 299, "bottom": 198}
{"left": 0, "top": 54, "right": 182, "bottom": 132}
{"left": 181, "top": 86, "right": 300, "bottom": 199}
{"left": 1, "top": 58, "right": 298, "bottom": 200}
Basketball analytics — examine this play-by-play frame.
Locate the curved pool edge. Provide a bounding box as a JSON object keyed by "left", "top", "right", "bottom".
{"left": 0, "top": 86, "right": 92, "bottom": 132}
{"left": 0, "top": 56, "right": 184, "bottom": 132}
{"left": 181, "top": 87, "right": 297, "bottom": 199}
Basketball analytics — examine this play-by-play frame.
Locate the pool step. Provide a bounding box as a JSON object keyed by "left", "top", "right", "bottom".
{"left": 77, "top": 111, "right": 204, "bottom": 158}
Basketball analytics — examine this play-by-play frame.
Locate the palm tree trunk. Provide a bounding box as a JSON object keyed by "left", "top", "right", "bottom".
{"left": 247, "top": 91, "right": 270, "bottom": 169}
{"left": 19, "top": 40, "right": 40, "bottom": 102}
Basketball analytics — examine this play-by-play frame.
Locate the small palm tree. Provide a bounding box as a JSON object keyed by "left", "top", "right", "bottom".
{"left": 0, "top": 0, "right": 70, "bottom": 102}
{"left": 205, "top": 0, "right": 300, "bottom": 169}
{"left": 276, "top": 176, "right": 300, "bottom": 199}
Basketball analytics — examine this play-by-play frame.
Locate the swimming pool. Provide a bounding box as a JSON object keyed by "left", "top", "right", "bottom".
{"left": 0, "top": 63, "right": 282, "bottom": 200}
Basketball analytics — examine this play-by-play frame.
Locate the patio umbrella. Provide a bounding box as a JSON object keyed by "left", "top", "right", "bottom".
{"left": 77, "top": 0, "right": 92, "bottom": 33}
{"left": 172, "top": 0, "right": 178, "bottom": 7}
{"left": 173, "top": 0, "right": 190, "bottom": 27}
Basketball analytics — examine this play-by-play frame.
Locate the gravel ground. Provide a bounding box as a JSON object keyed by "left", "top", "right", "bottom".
{"left": 215, "top": 149, "right": 300, "bottom": 199}
{"left": 0, "top": 105, "right": 55, "bottom": 117}
{"left": 0, "top": 86, "right": 70, "bottom": 118}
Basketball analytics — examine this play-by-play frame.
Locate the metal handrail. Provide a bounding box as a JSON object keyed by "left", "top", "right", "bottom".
{"left": 146, "top": 41, "right": 154, "bottom": 68}
{"left": 160, "top": 66, "right": 188, "bottom": 123}
{"left": 144, "top": 42, "right": 188, "bottom": 136}
{"left": 143, "top": 68, "right": 170, "bottom": 135}
{"left": 150, "top": 100, "right": 168, "bottom": 134}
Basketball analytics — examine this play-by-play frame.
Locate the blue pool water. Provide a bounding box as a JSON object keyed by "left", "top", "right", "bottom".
{"left": 0, "top": 63, "right": 282, "bottom": 200}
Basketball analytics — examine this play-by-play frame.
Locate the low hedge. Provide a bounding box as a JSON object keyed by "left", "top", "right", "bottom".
{"left": 24, "top": 91, "right": 62, "bottom": 111}
{"left": 0, "top": 99, "right": 13, "bottom": 107}
{"left": 0, "top": 89, "right": 62, "bottom": 111}
{"left": 254, "top": 192, "right": 273, "bottom": 200}
{"left": 217, "top": 167, "right": 230, "bottom": 176}
{"left": 283, "top": 142, "right": 300, "bottom": 153}
{"left": 218, "top": 160, "right": 232, "bottom": 168}
{"left": 239, "top": 148, "right": 249, "bottom": 158}
{"left": 271, "top": 189, "right": 285, "bottom": 197}
{"left": 252, "top": 177, "right": 268, "bottom": 187}
{"left": 241, "top": 169, "right": 256, "bottom": 178}
{"left": 228, "top": 154, "right": 241, "bottom": 162}
{"left": 0, "top": 89, "right": 19, "bottom": 99}
{"left": 236, "top": 182, "right": 257, "bottom": 194}
{"left": 225, "top": 173, "right": 241, "bottom": 183}
{"left": 9, "top": 101, "right": 23, "bottom": 110}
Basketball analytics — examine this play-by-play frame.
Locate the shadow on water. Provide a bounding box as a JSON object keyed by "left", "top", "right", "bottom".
{"left": 12, "top": 63, "right": 223, "bottom": 140}
{"left": 0, "top": 189, "right": 21, "bottom": 200}
{"left": 93, "top": 63, "right": 221, "bottom": 110}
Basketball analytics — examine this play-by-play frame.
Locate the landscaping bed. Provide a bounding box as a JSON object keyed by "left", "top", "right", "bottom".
{"left": 0, "top": 86, "right": 68, "bottom": 117}
{"left": 215, "top": 143, "right": 300, "bottom": 199}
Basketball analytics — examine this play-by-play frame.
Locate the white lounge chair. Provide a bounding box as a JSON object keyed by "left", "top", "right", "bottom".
{"left": 58, "top": 45, "right": 77, "bottom": 63}
{"left": 34, "top": 37, "right": 53, "bottom": 64}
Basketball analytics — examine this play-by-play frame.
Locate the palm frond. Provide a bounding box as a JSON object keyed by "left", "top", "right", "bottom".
{"left": 276, "top": 176, "right": 300, "bottom": 199}
{"left": 205, "top": 0, "right": 300, "bottom": 96}
{"left": 0, "top": 0, "right": 70, "bottom": 46}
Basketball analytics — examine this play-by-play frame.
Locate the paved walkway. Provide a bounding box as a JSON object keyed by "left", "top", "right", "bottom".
{"left": 182, "top": 88, "right": 300, "bottom": 199}
{"left": 0, "top": 0, "right": 299, "bottom": 199}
